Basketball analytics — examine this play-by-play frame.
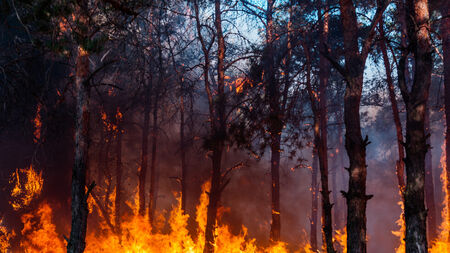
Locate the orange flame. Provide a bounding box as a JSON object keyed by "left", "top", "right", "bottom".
{"left": 9, "top": 165, "right": 43, "bottom": 211}
{"left": 20, "top": 203, "right": 65, "bottom": 252}
{"left": 10, "top": 179, "right": 313, "bottom": 252}
{"left": 0, "top": 218, "right": 13, "bottom": 252}
{"left": 392, "top": 199, "right": 405, "bottom": 253}
{"left": 429, "top": 141, "right": 450, "bottom": 252}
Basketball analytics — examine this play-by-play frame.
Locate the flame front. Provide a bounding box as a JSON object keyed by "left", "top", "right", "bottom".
{"left": 6, "top": 178, "right": 312, "bottom": 252}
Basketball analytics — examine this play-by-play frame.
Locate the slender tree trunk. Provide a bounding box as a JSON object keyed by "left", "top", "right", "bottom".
{"left": 442, "top": 0, "right": 450, "bottom": 243}
{"left": 317, "top": 7, "right": 335, "bottom": 252}
{"left": 333, "top": 111, "right": 345, "bottom": 231}
{"left": 180, "top": 95, "right": 187, "bottom": 213}
{"left": 269, "top": 133, "right": 281, "bottom": 242}
{"left": 115, "top": 110, "right": 123, "bottom": 235}
{"left": 262, "top": 0, "right": 282, "bottom": 242}
{"left": 203, "top": 2, "right": 227, "bottom": 252}
{"left": 424, "top": 107, "right": 437, "bottom": 241}
{"left": 148, "top": 99, "right": 158, "bottom": 227}
{"left": 310, "top": 150, "right": 319, "bottom": 252}
{"left": 67, "top": 12, "right": 90, "bottom": 252}
{"left": 139, "top": 80, "right": 151, "bottom": 216}
{"left": 379, "top": 23, "right": 406, "bottom": 192}
{"left": 401, "top": 0, "right": 432, "bottom": 251}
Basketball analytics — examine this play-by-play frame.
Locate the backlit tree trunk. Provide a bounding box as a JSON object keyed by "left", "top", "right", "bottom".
{"left": 335, "top": 0, "right": 387, "bottom": 251}
{"left": 399, "top": 0, "right": 432, "bottom": 251}
{"left": 67, "top": 3, "right": 90, "bottom": 252}
{"left": 441, "top": 0, "right": 450, "bottom": 242}
{"left": 115, "top": 109, "right": 123, "bottom": 235}
{"left": 310, "top": 150, "right": 319, "bottom": 251}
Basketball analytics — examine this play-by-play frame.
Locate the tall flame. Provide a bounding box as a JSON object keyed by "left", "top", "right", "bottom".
{"left": 429, "top": 141, "right": 450, "bottom": 252}
{"left": 392, "top": 199, "right": 405, "bottom": 253}
{"left": 20, "top": 203, "right": 65, "bottom": 252}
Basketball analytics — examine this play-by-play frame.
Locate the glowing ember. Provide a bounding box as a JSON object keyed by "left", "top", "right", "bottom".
{"left": 9, "top": 165, "right": 44, "bottom": 211}
{"left": 33, "top": 103, "right": 42, "bottom": 143}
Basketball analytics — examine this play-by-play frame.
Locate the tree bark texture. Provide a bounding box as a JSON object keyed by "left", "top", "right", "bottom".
{"left": 401, "top": 0, "right": 432, "bottom": 251}
{"left": 67, "top": 7, "right": 91, "bottom": 251}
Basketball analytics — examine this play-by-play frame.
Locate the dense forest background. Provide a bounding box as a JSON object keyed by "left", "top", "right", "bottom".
{"left": 0, "top": 0, "right": 448, "bottom": 252}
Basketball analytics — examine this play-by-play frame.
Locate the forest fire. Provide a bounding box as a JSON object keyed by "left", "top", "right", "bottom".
{"left": 0, "top": 0, "right": 448, "bottom": 252}
{"left": 3, "top": 177, "right": 305, "bottom": 252}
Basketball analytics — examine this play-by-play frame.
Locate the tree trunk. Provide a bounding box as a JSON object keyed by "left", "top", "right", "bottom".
{"left": 115, "top": 110, "right": 123, "bottom": 235}
{"left": 148, "top": 99, "right": 158, "bottom": 227}
{"left": 310, "top": 150, "right": 319, "bottom": 252}
{"left": 67, "top": 35, "right": 90, "bottom": 253}
{"left": 334, "top": 111, "right": 345, "bottom": 231}
{"left": 203, "top": 1, "right": 226, "bottom": 252}
{"left": 442, "top": 0, "right": 450, "bottom": 242}
{"left": 262, "top": 0, "right": 282, "bottom": 242}
{"left": 379, "top": 23, "right": 406, "bottom": 192}
{"left": 204, "top": 147, "right": 223, "bottom": 253}
{"left": 139, "top": 81, "right": 151, "bottom": 216}
{"left": 180, "top": 95, "right": 187, "bottom": 213}
{"left": 317, "top": 7, "right": 335, "bottom": 252}
{"left": 269, "top": 133, "right": 281, "bottom": 242}
{"left": 424, "top": 107, "right": 437, "bottom": 241}
{"left": 337, "top": 0, "right": 386, "bottom": 251}
{"left": 401, "top": 0, "right": 432, "bottom": 251}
